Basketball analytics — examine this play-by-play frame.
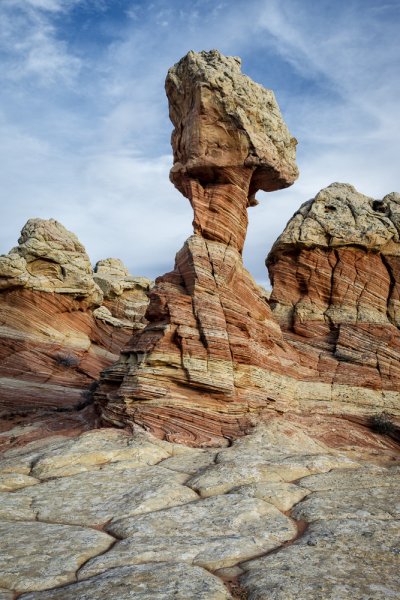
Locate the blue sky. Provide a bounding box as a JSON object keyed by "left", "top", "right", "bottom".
{"left": 1, "top": 0, "right": 399, "bottom": 285}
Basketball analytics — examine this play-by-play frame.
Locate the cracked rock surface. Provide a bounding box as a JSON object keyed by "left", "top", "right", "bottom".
{"left": 0, "top": 416, "right": 399, "bottom": 598}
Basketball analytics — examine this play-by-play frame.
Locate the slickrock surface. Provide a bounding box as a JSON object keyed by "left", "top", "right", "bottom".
{"left": 0, "top": 219, "right": 151, "bottom": 423}
{"left": 267, "top": 183, "right": 400, "bottom": 415}
{"left": 0, "top": 522, "right": 113, "bottom": 593}
{"left": 20, "top": 564, "right": 232, "bottom": 600}
{"left": 97, "top": 49, "right": 301, "bottom": 445}
{"left": 0, "top": 417, "right": 398, "bottom": 598}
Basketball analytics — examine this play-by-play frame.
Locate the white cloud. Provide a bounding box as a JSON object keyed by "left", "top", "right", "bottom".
{"left": 0, "top": 0, "right": 82, "bottom": 84}
{"left": 0, "top": 0, "right": 399, "bottom": 287}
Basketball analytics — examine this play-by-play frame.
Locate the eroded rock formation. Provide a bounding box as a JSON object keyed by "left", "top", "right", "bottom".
{"left": 267, "top": 183, "right": 400, "bottom": 411}
{"left": 0, "top": 219, "right": 151, "bottom": 418}
{"left": 97, "top": 50, "right": 301, "bottom": 445}
{"left": 93, "top": 258, "right": 151, "bottom": 330}
{"left": 97, "top": 51, "right": 399, "bottom": 446}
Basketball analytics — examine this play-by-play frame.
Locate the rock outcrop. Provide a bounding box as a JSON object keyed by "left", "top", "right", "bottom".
{"left": 166, "top": 49, "right": 298, "bottom": 198}
{"left": 93, "top": 259, "right": 150, "bottom": 329}
{"left": 267, "top": 183, "right": 400, "bottom": 412}
{"left": 0, "top": 218, "right": 102, "bottom": 306}
{"left": 97, "top": 50, "right": 300, "bottom": 445}
{"left": 0, "top": 219, "right": 151, "bottom": 419}
{"left": 97, "top": 52, "right": 399, "bottom": 446}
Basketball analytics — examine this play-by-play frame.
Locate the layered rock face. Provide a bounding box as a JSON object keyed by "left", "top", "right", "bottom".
{"left": 0, "top": 219, "right": 151, "bottom": 417}
{"left": 93, "top": 258, "right": 151, "bottom": 330}
{"left": 267, "top": 183, "right": 400, "bottom": 413}
{"left": 97, "top": 50, "right": 301, "bottom": 445}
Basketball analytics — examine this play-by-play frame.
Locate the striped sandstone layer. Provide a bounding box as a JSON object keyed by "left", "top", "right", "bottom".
{"left": 267, "top": 182, "right": 400, "bottom": 414}
{"left": 0, "top": 219, "right": 151, "bottom": 416}
{"left": 96, "top": 50, "right": 301, "bottom": 445}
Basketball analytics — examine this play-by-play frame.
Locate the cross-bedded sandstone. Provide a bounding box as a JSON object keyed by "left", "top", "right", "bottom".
{"left": 97, "top": 53, "right": 399, "bottom": 445}
{"left": 0, "top": 219, "right": 151, "bottom": 423}
{"left": 96, "top": 50, "right": 301, "bottom": 445}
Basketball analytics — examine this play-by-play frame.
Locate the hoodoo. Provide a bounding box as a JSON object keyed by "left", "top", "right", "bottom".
{"left": 97, "top": 50, "right": 400, "bottom": 446}
{"left": 96, "top": 50, "right": 300, "bottom": 445}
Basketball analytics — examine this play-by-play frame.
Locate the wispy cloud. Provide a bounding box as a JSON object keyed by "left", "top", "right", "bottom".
{"left": 0, "top": 0, "right": 82, "bottom": 84}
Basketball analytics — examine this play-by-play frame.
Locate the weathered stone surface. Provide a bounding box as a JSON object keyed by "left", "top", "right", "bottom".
{"left": 293, "top": 465, "right": 400, "bottom": 521}
{"left": 0, "top": 218, "right": 101, "bottom": 302}
{"left": 188, "top": 453, "right": 357, "bottom": 497}
{"left": 15, "top": 464, "right": 197, "bottom": 527}
{"left": 230, "top": 481, "right": 310, "bottom": 512}
{"left": 0, "top": 419, "right": 398, "bottom": 597}
{"left": 0, "top": 472, "right": 39, "bottom": 491}
{"left": 160, "top": 448, "right": 218, "bottom": 474}
{"left": 240, "top": 459, "right": 400, "bottom": 599}
{"left": 93, "top": 258, "right": 152, "bottom": 329}
{"left": 298, "top": 464, "right": 400, "bottom": 491}
{"left": 186, "top": 422, "right": 359, "bottom": 496}
{"left": 0, "top": 435, "right": 76, "bottom": 475}
{"left": 21, "top": 563, "right": 232, "bottom": 600}
{"left": 0, "top": 220, "right": 150, "bottom": 419}
{"left": 166, "top": 49, "right": 298, "bottom": 196}
{"left": 0, "top": 492, "right": 36, "bottom": 520}
{"left": 241, "top": 518, "right": 400, "bottom": 600}
{"left": 79, "top": 494, "right": 296, "bottom": 577}
{"left": 28, "top": 428, "right": 170, "bottom": 479}
{"left": 294, "top": 483, "right": 399, "bottom": 521}
{"left": 0, "top": 521, "right": 113, "bottom": 592}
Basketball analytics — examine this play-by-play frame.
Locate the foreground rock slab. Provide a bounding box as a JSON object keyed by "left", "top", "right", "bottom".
{"left": 0, "top": 521, "right": 113, "bottom": 593}
{"left": 0, "top": 410, "right": 398, "bottom": 597}
{"left": 294, "top": 466, "right": 400, "bottom": 522}
{"left": 241, "top": 518, "right": 400, "bottom": 600}
{"left": 15, "top": 464, "right": 197, "bottom": 527}
{"left": 20, "top": 563, "right": 232, "bottom": 600}
{"left": 79, "top": 494, "right": 296, "bottom": 577}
